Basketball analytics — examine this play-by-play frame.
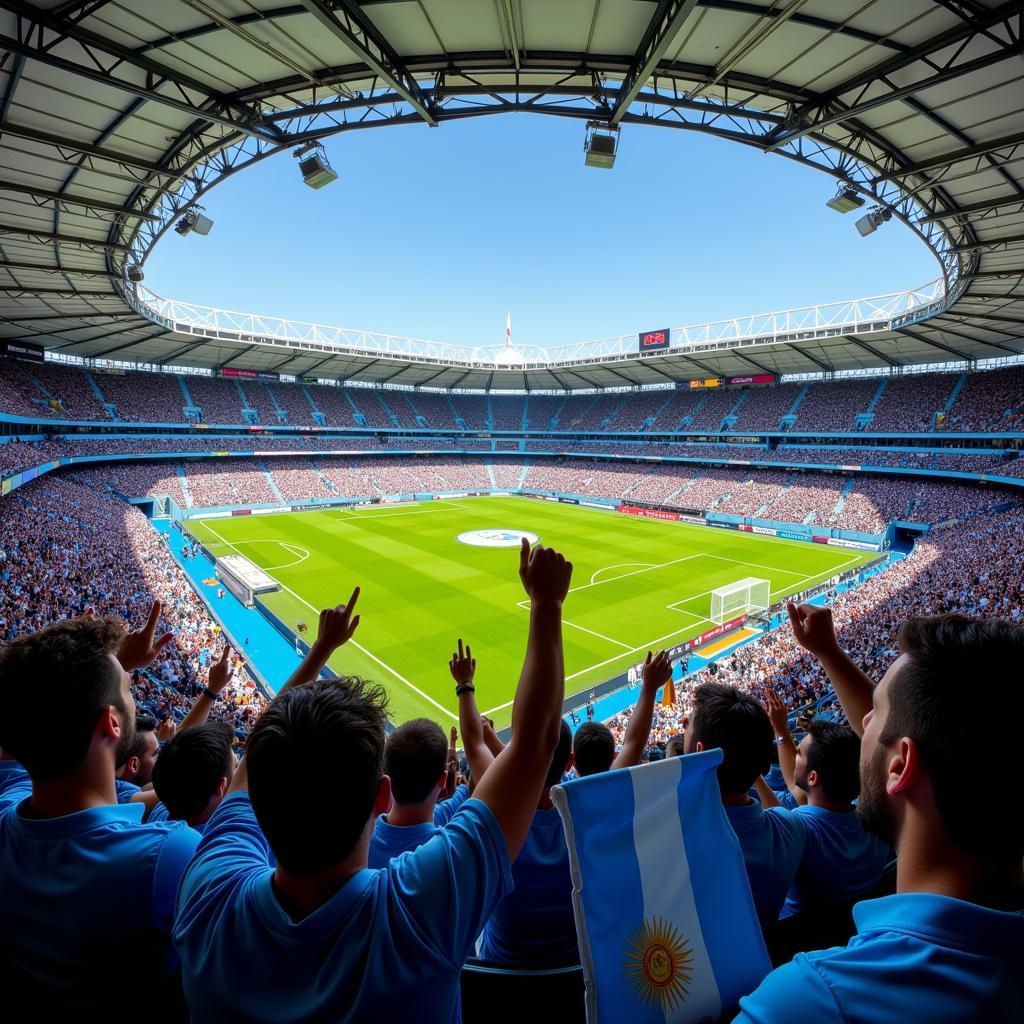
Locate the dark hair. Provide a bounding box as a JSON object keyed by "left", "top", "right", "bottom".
{"left": 151, "top": 721, "right": 234, "bottom": 821}
{"left": 804, "top": 721, "right": 861, "bottom": 804}
{"left": 117, "top": 713, "right": 159, "bottom": 769}
{"left": 546, "top": 720, "right": 573, "bottom": 788}
{"left": 246, "top": 678, "right": 389, "bottom": 875}
{"left": 691, "top": 682, "right": 773, "bottom": 794}
{"left": 0, "top": 616, "right": 128, "bottom": 780}
{"left": 665, "top": 735, "right": 686, "bottom": 758}
{"left": 572, "top": 721, "right": 615, "bottom": 777}
{"left": 384, "top": 718, "right": 447, "bottom": 804}
{"left": 886, "top": 615, "right": 1024, "bottom": 862}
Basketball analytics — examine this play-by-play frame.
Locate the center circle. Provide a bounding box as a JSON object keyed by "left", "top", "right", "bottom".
{"left": 456, "top": 529, "right": 539, "bottom": 548}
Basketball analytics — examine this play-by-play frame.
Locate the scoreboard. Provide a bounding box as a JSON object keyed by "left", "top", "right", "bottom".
{"left": 638, "top": 328, "right": 671, "bottom": 354}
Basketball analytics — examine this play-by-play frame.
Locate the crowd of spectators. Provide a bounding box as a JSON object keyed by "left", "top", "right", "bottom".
{"left": 868, "top": 373, "right": 956, "bottom": 432}
{"left": 790, "top": 378, "right": 879, "bottom": 433}
{"left": 93, "top": 371, "right": 188, "bottom": 423}
{"left": 732, "top": 383, "right": 803, "bottom": 431}
{"left": 940, "top": 365, "right": 1024, "bottom": 432}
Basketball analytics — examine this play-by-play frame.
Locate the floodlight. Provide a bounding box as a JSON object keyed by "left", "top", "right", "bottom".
{"left": 294, "top": 142, "right": 338, "bottom": 189}
{"left": 855, "top": 206, "right": 892, "bottom": 237}
{"left": 125, "top": 264, "right": 144, "bottom": 283}
{"left": 174, "top": 207, "right": 213, "bottom": 237}
{"left": 826, "top": 185, "right": 865, "bottom": 214}
{"left": 584, "top": 122, "right": 619, "bottom": 169}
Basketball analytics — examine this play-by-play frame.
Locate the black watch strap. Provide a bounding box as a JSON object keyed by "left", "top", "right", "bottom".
{"left": 202, "top": 688, "right": 222, "bottom": 701}
{"left": 455, "top": 683, "right": 475, "bottom": 697}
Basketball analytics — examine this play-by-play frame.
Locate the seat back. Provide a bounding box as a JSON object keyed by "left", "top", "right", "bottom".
{"left": 460, "top": 960, "right": 585, "bottom": 1024}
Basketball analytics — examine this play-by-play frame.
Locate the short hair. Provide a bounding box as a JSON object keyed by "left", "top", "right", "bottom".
{"left": 0, "top": 616, "right": 127, "bottom": 780}
{"left": 665, "top": 735, "right": 686, "bottom": 758}
{"left": 118, "top": 713, "right": 159, "bottom": 769}
{"left": 384, "top": 718, "right": 447, "bottom": 804}
{"left": 572, "top": 721, "right": 615, "bottom": 777}
{"left": 151, "top": 721, "right": 234, "bottom": 821}
{"left": 886, "top": 615, "right": 1024, "bottom": 862}
{"left": 804, "top": 721, "right": 861, "bottom": 804}
{"left": 246, "top": 678, "right": 389, "bottom": 876}
{"left": 546, "top": 720, "right": 573, "bottom": 787}
{"left": 691, "top": 682, "right": 773, "bottom": 794}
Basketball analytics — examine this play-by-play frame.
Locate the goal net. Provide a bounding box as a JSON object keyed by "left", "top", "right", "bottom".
{"left": 709, "top": 577, "right": 770, "bottom": 625}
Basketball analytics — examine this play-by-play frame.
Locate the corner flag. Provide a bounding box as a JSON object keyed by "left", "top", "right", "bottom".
{"left": 551, "top": 749, "right": 770, "bottom": 1022}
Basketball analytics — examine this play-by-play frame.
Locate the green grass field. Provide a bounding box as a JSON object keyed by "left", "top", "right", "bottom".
{"left": 186, "top": 497, "right": 875, "bottom": 728}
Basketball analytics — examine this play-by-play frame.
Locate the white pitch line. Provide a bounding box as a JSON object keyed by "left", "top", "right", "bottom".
{"left": 570, "top": 554, "right": 701, "bottom": 594}
{"left": 563, "top": 619, "right": 634, "bottom": 650}
{"left": 202, "top": 524, "right": 457, "bottom": 721}
{"left": 589, "top": 562, "right": 655, "bottom": 586}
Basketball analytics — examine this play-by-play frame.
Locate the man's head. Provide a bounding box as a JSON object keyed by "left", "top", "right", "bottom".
{"left": 118, "top": 713, "right": 159, "bottom": 786}
{"left": 684, "top": 682, "right": 773, "bottom": 795}
{"left": 0, "top": 616, "right": 135, "bottom": 781}
{"left": 545, "top": 720, "right": 574, "bottom": 789}
{"left": 859, "top": 615, "right": 1024, "bottom": 863}
{"left": 794, "top": 721, "right": 860, "bottom": 805}
{"left": 383, "top": 718, "right": 447, "bottom": 806}
{"left": 151, "top": 721, "right": 235, "bottom": 825}
{"left": 572, "top": 721, "right": 614, "bottom": 777}
{"left": 246, "top": 678, "right": 389, "bottom": 876}
{"left": 665, "top": 735, "right": 686, "bottom": 758}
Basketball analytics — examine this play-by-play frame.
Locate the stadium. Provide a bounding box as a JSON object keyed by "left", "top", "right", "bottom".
{"left": 0, "top": 2, "right": 1022, "bottom": 1022}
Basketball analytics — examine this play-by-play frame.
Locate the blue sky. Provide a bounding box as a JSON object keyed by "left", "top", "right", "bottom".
{"left": 146, "top": 114, "right": 938, "bottom": 351}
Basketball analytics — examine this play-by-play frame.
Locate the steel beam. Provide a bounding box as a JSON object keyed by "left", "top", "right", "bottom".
{"left": 297, "top": 0, "right": 437, "bottom": 125}
{"left": 792, "top": 346, "right": 832, "bottom": 373}
{"left": 765, "top": 1, "right": 1024, "bottom": 150}
{"left": 849, "top": 337, "right": 902, "bottom": 368}
{"left": 731, "top": 351, "right": 776, "bottom": 375}
{"left": 895, "top": 327, "right": 974, "bottom": 362}
{"left": 918, "top": 193, "right": 1024, "bottom": 223}
{"left": 0, "top": 309, "right": 138, "bottom": 320}
{"left": 948, "top": 232, "right": 1024, "bottom": 254}
{"left": 0, "top": 180, "right": 161, "bottom": 219}
{"left": 609, "top": 0, "right": 700, "bottom": 125}
{"left": 0, "top": 223, "right": 128, "bottom": 252}
{"left": 0, "top": 53, "right": 24, "bottom": 121}
{"left": 0, "top": 0, "right": 280, "bottom": 142}
{"left": 0, "top": 259, "right": 118, "bottom": 278}
{"left": 0, "top": 285, "right": 117, "bottom": 298}
{"left": 875, "top": 130, "right": 1024, "bottom": 183}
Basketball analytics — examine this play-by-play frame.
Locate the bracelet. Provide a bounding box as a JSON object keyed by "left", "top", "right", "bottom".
{"left": 774, "top": 735, "right": 787, "bottom": 745}
{"left": 455, "top": 683, "right": 475, "bottom": 697}
{"left": 202, "top": 688, "right": 222, "bottom": 702}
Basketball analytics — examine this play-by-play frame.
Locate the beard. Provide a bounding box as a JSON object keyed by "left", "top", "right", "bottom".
{"left": 113, "top": 702, "right": 137, "bottom": 768}
{"left": 857, "top": 741, "right": 896, "bottom": 845}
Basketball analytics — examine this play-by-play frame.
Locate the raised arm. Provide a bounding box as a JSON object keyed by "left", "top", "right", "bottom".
{"left": 451, "top": 640, "right": 494, "bottom": 784}
{"left": 787, "top": 602, "right": 874, "bottom": 737}
{"left": 472, "top": 539, "right": 572, "bottom": 859}
{"left": 177, "top": 646, "right": 234, "bottom": 733}
{"left": 230, "top": 589, "right": 361, "bottom": 794}
{"left": 612, "top": 649, "right": 670, "bottom": 769}
{"left": 117, "top": 599, "right": 173, "bottom": 672}
{"left": 765, "top": 689, "right": 806, "bottom": 806}
{"left": 481, "top": 716, "right": 505, "bottom": 757}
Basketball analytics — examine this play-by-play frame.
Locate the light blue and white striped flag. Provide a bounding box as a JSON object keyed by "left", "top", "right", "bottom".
{"left": 551, "top": 749, "right": 770, "bottom": 1023}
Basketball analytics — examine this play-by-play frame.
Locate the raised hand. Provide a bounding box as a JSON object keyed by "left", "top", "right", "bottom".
{"left": 518, "top": 537, "right": 573, "bottom": 607}
{"left": 787, "top": 602, "right": 840, "bottom": 658}
{"left": 207, "top": 646, "right": 235, "bottom": 695}
{"left": 641, "top": 650, "right": 672, "bottom": 692}
{"left": 449, "top": 638, "right": 476, "bottom": 686}
{"left": 765, "top": 689, "right": 791, "bottom": 736}
{"left": 118, "top": 599, "right": 174, "bottom": 672}
{"left": 156, "top": 717, "right": 177, "bottom": 742}
{"left": 313, "top": 587, "right": 361, "bottom": 655}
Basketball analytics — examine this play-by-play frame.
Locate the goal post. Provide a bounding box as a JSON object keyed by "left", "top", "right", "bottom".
{"left": 709, "top": 577, "right": 771, "bottom": 625}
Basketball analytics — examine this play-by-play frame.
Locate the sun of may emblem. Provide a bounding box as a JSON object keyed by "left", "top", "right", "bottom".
{"left": 623, "top": 916, "right": 695, "bottom": 1012}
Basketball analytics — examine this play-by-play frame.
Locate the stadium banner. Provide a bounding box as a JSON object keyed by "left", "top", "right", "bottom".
{"left": 220, "top": 367, "right": 280, "bottom": 381}
{"left": 737, "top": 524, "right": 753, "bottom": 532}
{"left": 231, "top": 509, "right": 253, "bottom": 516}
{"left": 251, "top": 506, "right": 292, "bottom": 515}
{"left": 2, "top": 339, "right": 45, "bottom": 363}
{"left": 552, "top": 749, "right": 770, "bottom": 1023}
{"left": 811, "top": 535, "right": 829, "bottom": 544}
{"left": 827, "top": 538, "right": 879, "bottom": 550}
{"left": 638, "top": 328, "right": 670, "bottom": 354}
{"left": 778, "top": 530, "right": 807, "bottom": 541}
{"left": 688, "top": 377, "right": 723, "bottom": 390}
{"left": 691, "top": 615, "right": 746, "bottom": 649}
{"left": 726, "top": 374, "right": 775, "bottom": 386}
{"left": 752, "top": 526, "right": 777, "bottom": 536}
{"left": 680, "top": 515, "right": 706, "bottom": 525}
{"left": 559, "top": 497, "right": 580, "bottom": 505}
{"left": 707, "top": 520, "right": 737, "bottom": 530}
{"left": 617, "top": 505, "right": 680, "bottom": 522}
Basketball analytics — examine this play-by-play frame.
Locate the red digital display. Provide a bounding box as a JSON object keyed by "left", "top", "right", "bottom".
{"left": 639, "top": 328, "right": 671, "bottom": 354}
{"left": 727, "top": 374, "right": 776, "bottom": 386}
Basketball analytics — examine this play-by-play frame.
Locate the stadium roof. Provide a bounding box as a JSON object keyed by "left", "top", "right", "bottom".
{"left": 0, "top": 0, "right": 1022, "bottom": 391}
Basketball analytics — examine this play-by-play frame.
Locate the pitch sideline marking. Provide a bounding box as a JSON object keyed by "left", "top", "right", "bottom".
{"left": 202, "top": 524, "right": 458, "bottom": 721}
{"left": 222, "top": 539, "right": 311, "bottom": 570}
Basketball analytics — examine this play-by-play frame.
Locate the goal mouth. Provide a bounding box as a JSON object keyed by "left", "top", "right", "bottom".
{"left": 709, "top": 577, "right": 770, "bottom": 625}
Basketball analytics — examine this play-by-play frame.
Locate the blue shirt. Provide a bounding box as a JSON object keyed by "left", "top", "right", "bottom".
{"left": 0, "top": 760, "right": 29, "bottom": 811}
{"left": 0, "top": 799, "right": 200, "bottom": 1009}
{"left": 369, "top": 786, "right": 470, "bottom": 868}
{"left": 478, "top": 806, "right": 578, "bottom": 967}
{"left": 174, "top": 792, "right": 512, "bottom": 1023}
{"left": 148, "top": 800, "right": 205, "bottom": 836}
{"left": 737, "top": 893, "right": 1024, "bottom": 1023}
{"left": 115, "top": 778, "right": 141, "bottom": 803}
{"left": 782, "top": 805, "right": 890, "bottom": 917}
{"left": 724, "top": 800, "right": 807, "bottom": 927}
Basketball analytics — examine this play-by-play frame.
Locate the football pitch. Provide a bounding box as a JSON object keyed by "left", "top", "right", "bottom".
{"left": 186, "top": 497, "right": 875, "bottom": 728}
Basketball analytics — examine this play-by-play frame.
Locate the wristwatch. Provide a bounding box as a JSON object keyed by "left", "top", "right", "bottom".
{"left": 202, "top": 688, "right": 222, "bottom": 701}
{"left": 774, "top": 735, "right": 787, "bottom": 745}
{"left": 455, "top": 683, "right": 475, "bottom": 697}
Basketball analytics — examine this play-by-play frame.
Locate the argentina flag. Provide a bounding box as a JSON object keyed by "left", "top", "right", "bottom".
{"left": 551, "top": 749, "right": 770, "bottom": 1023}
